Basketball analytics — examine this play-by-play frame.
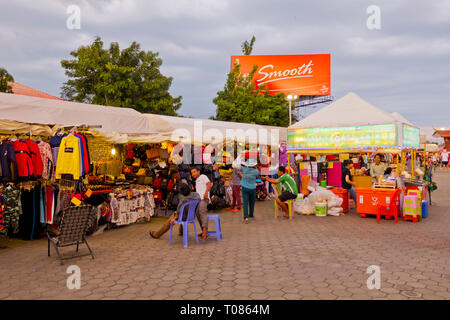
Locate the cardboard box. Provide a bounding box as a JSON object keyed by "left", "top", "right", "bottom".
{"left": 353, "top": 175, "right": 372, "bottom": 188}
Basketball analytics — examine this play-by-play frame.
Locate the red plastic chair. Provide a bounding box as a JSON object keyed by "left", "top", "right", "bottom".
{"left": 376, "top": 189, "right": 401, "bottom": 224}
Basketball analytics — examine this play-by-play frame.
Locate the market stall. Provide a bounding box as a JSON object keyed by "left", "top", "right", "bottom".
{"left": 0, "top": 93, "right": 180, "bottom": 238}
{"left": 286, "top": 92, "right": 427, "bottom": 220}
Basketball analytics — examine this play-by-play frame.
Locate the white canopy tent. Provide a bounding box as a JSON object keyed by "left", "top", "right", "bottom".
{"left": 290, "top": 92, "right": 400, "bottom": 129}
{"left": 0, "top": 92, "right": 173, "bottom": 143}
{"left": 391, "top": 112, "right": 413, "bottom": 126}
{"left": 148, "top": 114, "right": 286, "bottom": 146}
{"left": 287, "top": 92, "right": 420, "bottom": 153}
{"left": 0, "top": 92, "right": 286, "bottom": 146}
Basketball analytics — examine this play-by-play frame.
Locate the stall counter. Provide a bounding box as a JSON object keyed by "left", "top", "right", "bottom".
{"left": 355, "top": 187, "right": 401, "bottom": 218}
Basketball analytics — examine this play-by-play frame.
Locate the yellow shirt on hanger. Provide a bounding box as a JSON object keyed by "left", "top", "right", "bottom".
{"left": 55, "top": 135, "right": 81, "bottom": 180}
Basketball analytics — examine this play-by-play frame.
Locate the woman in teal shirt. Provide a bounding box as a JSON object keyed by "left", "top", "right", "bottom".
{"left": 240, "top": 159, "right": 260, "bottom": 224}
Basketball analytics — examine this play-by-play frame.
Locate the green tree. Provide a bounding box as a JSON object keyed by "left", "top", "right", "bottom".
{"left": 241, "top": 35, "right": 256, "bottom": 55}
{"left": 61, "top": 37, "right": 181, "bottom": 115}
{"left": 212, "top": 37, "right": 289, "bottom": 127}
{"left": 0, "top": 68, "right": 14, "bottom": 93}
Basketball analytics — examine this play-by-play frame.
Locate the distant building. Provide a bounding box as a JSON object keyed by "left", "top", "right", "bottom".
{"left": 433, "top": 128, "right": 450, "bottom": 151}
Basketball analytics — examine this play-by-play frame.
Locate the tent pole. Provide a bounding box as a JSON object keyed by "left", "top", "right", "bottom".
{"left": 412, "top": 150, "right": 415, "bottom": 178}
{"left": 396, "top": 153, "right": 399, "bottom": 176}
{"left": 288, "top": 153, "right": 291, "bottom": 173}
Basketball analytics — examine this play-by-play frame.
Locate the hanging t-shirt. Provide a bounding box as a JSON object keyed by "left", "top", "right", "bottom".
{"left": 442, "top": 152, "right": 449, "bottom": 162}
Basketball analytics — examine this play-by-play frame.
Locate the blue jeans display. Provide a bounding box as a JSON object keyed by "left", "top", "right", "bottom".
{"left": 242, "top": 187, "right": 256, "bottom": 219}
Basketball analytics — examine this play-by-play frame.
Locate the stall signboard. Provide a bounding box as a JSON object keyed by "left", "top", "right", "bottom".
{"left": 230, "top": 54, "right": 330, "bottom": 96}
{"left": 402, "top": 124, "right": 420, "bottom": 148}
{"left": 287, "top": 124, "right": 397, "bottom": 150}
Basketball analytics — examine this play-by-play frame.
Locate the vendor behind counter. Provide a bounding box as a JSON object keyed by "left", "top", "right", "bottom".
{"left": 369, "top": 154, "right": 387, "bottom": 183}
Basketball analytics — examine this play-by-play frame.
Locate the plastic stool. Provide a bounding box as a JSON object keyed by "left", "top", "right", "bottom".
{"left": 407, "top": 189, "right": 422, "bottom": 216}
{"left": 170, "top": 200, "right": 200, "bottom": 247}
{"left": 206, "top": 214, "right": 222, "bottom": 241}
{"left": 273, "top": 186, "right": 294, "bottom": 219}
{"left": 403, "top": 195, "right": 420, "bottom": 223}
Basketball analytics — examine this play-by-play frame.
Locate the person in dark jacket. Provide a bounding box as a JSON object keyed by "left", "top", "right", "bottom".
{"left": 149, "top": 183, "right": 200, "bottom": 239}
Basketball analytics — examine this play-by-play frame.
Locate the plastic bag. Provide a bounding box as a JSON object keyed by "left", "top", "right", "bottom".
{"left": 294, "top": 198, "right": 314, "bottom": 214}
{"left": 307, "top": 189, "right": 336, "bottom": 204}
{"left": 327, "top": 207, "right": 343, "bottom": 216}
{"left": 328, "top": 197, "right": 343, "bottom": 208}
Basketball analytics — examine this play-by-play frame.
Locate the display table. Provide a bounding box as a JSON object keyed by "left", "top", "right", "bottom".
{"left": 355, "top": 187, "right": 401, "bottom": 218}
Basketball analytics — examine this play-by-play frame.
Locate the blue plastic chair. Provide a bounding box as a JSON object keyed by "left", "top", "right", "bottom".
{"left": 169, "top": 199, "right": 200, "bottom": 247}
{"left": 207, "top": 214, "right": 222, "bottom": 241}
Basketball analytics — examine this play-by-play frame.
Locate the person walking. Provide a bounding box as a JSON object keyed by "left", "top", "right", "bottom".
{"left": 240, "top": 158, "right": 260, "bottom": 224}
{"left": 441, "top": 150, "right": 449, "bottom": 171}
{"left": 227, "top": 166, "right": 241, "bottom": 213}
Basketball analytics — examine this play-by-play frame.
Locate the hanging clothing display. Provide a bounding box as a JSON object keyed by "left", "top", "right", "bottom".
{"left": 12, "top": 140, "right": 34, "bottom": 179}
{"left": 37, "top": 141, "right": 54, "bottom": 180}
{"left": 49, "top": 133, "right": 66, "bottom": 179}
{"left": 55, "top": 134, "right": 83, "bottom": 180}
{"left": 109, "top": 187, "right": 154, "bottom": 226}
{"left": 19, "top": 184, "right": 42, "bottom": 240}
{"left": 74, "top": 132, "right": 90, "bottom": 175}
{"left": 0, "top": 193, "right": 5, "bottom": 234}
{"left": 24, "top": 139, "right": 44, "bottom": 178}
{"left": 0, "top": 141, "right": 16, "bottom": 181}
{"left": 0, "top": 184, "right": 21, "bottom": 236}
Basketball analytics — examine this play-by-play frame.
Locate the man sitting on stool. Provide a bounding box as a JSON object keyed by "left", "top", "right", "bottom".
{"left": 262, "top": 166, "right": 298, "bottom": 218}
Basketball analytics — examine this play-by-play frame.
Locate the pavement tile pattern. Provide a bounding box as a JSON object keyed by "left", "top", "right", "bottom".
{"left": 0, "top": 171, "right": 449, "bottom": 300}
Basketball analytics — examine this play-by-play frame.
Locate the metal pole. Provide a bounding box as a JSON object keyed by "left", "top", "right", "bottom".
{"left": 289, "top": 100, "right": 292, "bottom": 126}
{"left": 396, "top": 153, "right": 399, "bottom": 176}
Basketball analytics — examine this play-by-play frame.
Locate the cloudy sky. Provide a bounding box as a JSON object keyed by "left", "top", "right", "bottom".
{"left": 1, "top": 0, "right": 449, "bottom": 126}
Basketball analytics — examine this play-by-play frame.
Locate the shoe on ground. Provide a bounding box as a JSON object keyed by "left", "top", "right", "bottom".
{"left": 226, "top": 208, "right": 233, "bottom": 211}
{"left": 232, "top": 209, "right": 240, "bottom": 213}
{"left": 149, "top": 231, "right": 159, "bottom": 239}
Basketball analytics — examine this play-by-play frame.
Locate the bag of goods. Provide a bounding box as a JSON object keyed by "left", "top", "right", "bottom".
{"left": 294, "top": 198, "right": 314, "bottom": 215}
{"left": 327, "top": 207, "right": 343, "bottom": 216}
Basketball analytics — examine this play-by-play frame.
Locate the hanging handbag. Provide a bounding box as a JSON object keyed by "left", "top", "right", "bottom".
{"left": 146, "top": 147, "right": 160, "bottom": 160}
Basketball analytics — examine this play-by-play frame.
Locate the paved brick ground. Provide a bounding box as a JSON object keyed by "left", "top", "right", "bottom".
{"left": 1, "top": 171, "right": 449, "bottom": 300}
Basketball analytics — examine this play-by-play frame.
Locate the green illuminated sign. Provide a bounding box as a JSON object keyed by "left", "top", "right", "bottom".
{"left": 402, "top": 124, "right": 420, "bottom": 148}
{"left": 287, "top": 124, "right": 397, "bottom": 149}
